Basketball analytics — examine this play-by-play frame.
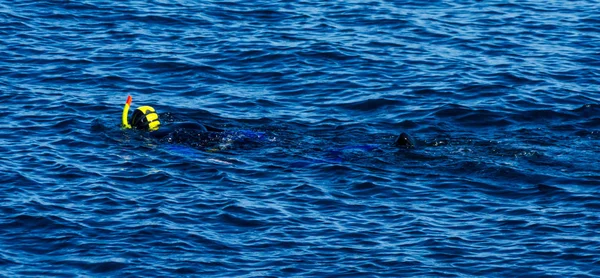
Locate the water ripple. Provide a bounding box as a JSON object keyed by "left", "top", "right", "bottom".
{"left": 1, "top": 0, "right": 600, "bottom": 276}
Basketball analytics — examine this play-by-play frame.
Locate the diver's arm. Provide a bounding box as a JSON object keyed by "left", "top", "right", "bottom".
{"left": 171, "top": 122, "right": 208, "bottom": 132}
{"left": 205, "top": 125, "right": 223, "bottom": 132}
{"left": 149, "top": 126, "right": 172, "bottom": 139}
{"left": 150, "top": 122, "right": 209, "bottom": 139}
{"left": 172, "top": 121, "right": 222, "bottom": 133}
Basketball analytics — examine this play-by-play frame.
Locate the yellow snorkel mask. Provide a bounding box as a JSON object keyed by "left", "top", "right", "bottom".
{"left": 121, "top": 95, "right": 161, "bottom": 131}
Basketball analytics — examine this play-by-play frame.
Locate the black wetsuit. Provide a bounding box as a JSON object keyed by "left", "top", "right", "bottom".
{"left": 148, "top": 121, "right": 413, "bottom": 153}
{"left": 149, "top": 122, "right": 225, "bottom": 147}
{"left": 150, "top": 122, "right": 222, "bottom": 138}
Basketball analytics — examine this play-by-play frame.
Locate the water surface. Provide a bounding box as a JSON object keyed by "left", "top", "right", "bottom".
{"left": 1, "top": 0, "right": 600, "bottom": 276}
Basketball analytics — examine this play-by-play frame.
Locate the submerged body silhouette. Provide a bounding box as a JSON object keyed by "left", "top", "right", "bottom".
{"left": 120, "top": 96, "right": 416, "bottom": 161}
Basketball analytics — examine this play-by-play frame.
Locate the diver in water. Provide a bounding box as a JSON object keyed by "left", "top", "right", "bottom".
{"left": 121, "top": 95, "right": 269, "bottom": 150}
{"left": 121, "top": 95, "right": 222, "bottom": 135}
{"left": 120, "top": 95, "right": 415, "bottom": 149}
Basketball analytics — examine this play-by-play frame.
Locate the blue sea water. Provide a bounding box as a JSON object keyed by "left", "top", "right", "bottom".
{"left": 1, "top": 0, "right": 600, "bottom": 276}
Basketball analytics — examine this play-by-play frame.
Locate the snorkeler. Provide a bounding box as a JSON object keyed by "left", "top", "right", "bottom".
{"left": 121, "top": 95, "right": 225, "bottom": 137}
{"left": 121, "top": 95, "right": 415, "bottom": 149}
{"left": 121, "top": 95, "right": 269, "bottom": 151}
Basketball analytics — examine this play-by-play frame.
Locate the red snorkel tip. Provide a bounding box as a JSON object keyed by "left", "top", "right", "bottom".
{"left": 126, "top": 95, "right": 132, "bottom": 105}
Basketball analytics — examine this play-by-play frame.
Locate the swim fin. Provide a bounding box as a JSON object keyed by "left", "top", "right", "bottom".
{"left": 394, "top": 132, "right": 415, "bottom": 148}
